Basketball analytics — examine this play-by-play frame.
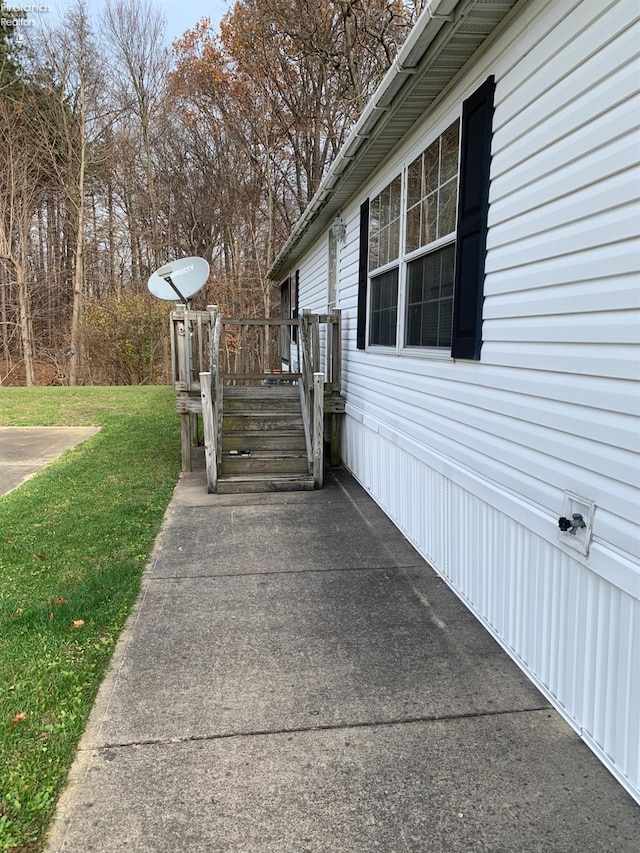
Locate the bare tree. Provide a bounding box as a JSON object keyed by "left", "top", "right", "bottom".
{"left": 0, "top": 92, "right": 47, "bottom": 385}
{"left": 0, "top": 0, "right": 423, "bottom": 385}
{"left": 33, "top": 0, "right": 107, "bottom": 383}
{"left": 102, "top": 0, "right": 171, "bottom": 272}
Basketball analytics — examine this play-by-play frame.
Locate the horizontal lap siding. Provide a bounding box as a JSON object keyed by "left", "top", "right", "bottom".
{"left": 296, "top": 236, "right": 331, "bottom": 369}
{"left": 336, "top": 0, "right": 640, "bottom": 560}
{"left": 482, "top": 0, "right": 640, "bottom": 560}
{"left": 298, "top": 237, "right": 329, "bottom": 312}
{"left": 296, "top": 0, "right": 640, "bottom": 800}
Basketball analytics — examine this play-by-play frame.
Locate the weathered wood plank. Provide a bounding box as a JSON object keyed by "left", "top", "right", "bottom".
{"left": 313, "top": 371, "right": 324, "bottom": 488}
{"left": 222, "top": 432, "right": 307, "bottom": 452}
{"left": 176, "top": 396, "right": 203, "bottom": 414}
{"left": 311, "top": 316, "right": 320, "bottom": 374}
{"left": 200, "top": 371, "right": 217, "bottom": 493}
{"left": 331, "top": 309, "right": 342, "bottom": 394}
{"left": 221, "top": 372, "right": 301, "bottom": 382}
{"left": 180, "top": 413, "right": 191, "bottom": 473}
{"left": 223, "top": 413, "right": 303, "bottom": 431}
{"left": 324, "top": 393, "right": 345, "bottom": 414}
{"left": 222, "top": 318, "right": 298, "bottom": 326}
{"left": 221, "top": 452, "right": 309, "bottom": 475}
{"left": 329, "top": 412, "right": 341, "bottom": 467}
{"left": 217, "top": 473, "right": 314, "bottom": 494}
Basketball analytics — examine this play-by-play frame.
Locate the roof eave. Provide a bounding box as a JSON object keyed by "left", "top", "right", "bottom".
{"left": 268, "top": 0, "right": 518, "bottom": 281}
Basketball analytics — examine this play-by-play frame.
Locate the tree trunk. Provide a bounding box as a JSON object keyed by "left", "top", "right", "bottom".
{"left": 0, "top": 264, "right": 10, "bottom": 379}
{"left": 16, "top": 253, "right": 35, "bottom": 386}
{"left": 69, "top": 83, "right": 87, "bottom": 386}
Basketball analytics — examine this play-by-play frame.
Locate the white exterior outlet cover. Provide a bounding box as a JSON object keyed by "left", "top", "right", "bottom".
{"left": 558, "top": 491, "right": 596, "bottom": 557}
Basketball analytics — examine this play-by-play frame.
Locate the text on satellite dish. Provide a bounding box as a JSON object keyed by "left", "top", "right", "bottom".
{"left": 172, "top": 264, "right": 194, "bottom": 277}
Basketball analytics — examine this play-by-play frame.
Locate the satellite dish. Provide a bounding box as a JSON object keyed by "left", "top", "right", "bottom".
{"left": 147, "top": 256, "right": 210, "bottom": 302}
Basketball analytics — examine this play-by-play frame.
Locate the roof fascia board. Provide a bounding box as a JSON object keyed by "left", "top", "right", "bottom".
{"left": 268, "top": 0, "right": 473, "bottom": 280}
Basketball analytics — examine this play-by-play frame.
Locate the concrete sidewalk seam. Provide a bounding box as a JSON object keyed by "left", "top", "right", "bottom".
{"left": 79, "top": 704, "right": 555, "bottom": 752}
{"left": 147, "top": 563, "right": 428, "bottom": 581}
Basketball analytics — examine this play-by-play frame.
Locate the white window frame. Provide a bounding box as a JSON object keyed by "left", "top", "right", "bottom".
{"left": 367, "top": 174, "right": 402, "bottom": 350}
{"left": 398, "top": 117, "right": 460, "bottom": 358}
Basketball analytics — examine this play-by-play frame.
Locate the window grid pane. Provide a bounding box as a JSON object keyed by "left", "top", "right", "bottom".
{"left": 369, "top": 175, "right": 402, "bottom": 270}
{"left": 406, "top": 204, "right": 420, "bottom": 252}
{"left": 369, "top": 268, "right": 399, "bottom": 347}
{"left": 405, "top": 244, "right": 455, "bottom": 348}
{"left": 405, "top": 119, "right": 460, "bottom": 255}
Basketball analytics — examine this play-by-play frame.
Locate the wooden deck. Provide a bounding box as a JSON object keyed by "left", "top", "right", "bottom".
{"left": 170, "top": 307, "right": 344, "bottom": 493}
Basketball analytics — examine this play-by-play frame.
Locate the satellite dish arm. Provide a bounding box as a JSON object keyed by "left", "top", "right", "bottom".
{"left": 163, "top": 274, "right": 187, "bottom": 304}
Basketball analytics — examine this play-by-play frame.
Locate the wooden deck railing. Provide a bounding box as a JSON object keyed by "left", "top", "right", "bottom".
{"left": 171, "top": 305, "right": 216, "bottom": 470}
{"left": 219, "top": 317, "right": 301, "bottom": 383}
{"left": 171, "top": 305, "right": 342, "bottom": 488}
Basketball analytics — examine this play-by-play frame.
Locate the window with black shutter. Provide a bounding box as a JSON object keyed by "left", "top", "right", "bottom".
{"left": 357, "top": 76, "right": 495, "bottom": 360}
{"left": 451, "top": 75, "right": 495, "bottom": 360}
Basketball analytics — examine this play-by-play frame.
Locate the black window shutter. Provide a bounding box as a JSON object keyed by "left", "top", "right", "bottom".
{"left": 451, "top": 75, "right": 495, "bottom": 360}
{"left": 356, "top": 199, "right": 370, "bottom": 350}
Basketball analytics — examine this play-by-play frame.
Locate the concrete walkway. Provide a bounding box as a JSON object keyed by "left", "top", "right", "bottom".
{"left": 0, "top": 426, "right": 100, "bottom": 497}
{"left": 46, "top": 467, "right": 640, "bottom": 852}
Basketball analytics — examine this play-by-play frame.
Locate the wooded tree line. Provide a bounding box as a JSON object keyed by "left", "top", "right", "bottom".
{"left": 0, "top": 0, "right": 423, "bottom": 385}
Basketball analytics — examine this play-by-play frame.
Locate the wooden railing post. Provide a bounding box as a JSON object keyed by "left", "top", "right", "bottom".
{"left": 311, "top": 314, "right": 320, "bottom": 374}
{"left": 330, "top": 309, "right": 341, "bottom": 393}
{"left": 313, "top": 371, "right": 324, "bottom": 488}
{"left": 298, "top": 311, "right": 313, "bottom": 470}
{"left": 200, "top": 370, "right": 217, "bottom": 493}
{"left": 209, "top": 309, "right": 223, "bottom": 475}
{"left": 171, "top": 303, "right": 193, "bottom": 471}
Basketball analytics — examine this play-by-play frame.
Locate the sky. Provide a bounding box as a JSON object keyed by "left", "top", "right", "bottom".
{"left": 8, "top": 1, "right": 231, "bottom": 47}
{"left": 148, "top": 0, "right": 231, "bottom": 44}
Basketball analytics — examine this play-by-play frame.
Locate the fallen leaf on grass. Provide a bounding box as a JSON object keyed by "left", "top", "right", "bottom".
{"left": 56, "top": 597, "right": 68, "bottom": 605}
{"left": 12, "top": 712, "right": 27, "bottom": 724}
{"left": 72, "top": 620, "right": 85, "bottom": 628}
{"left": 10, "top": 609, "right": 22, "bottom": 618}
{"left": 49, "top": 612, "right": 54, "bottom": 623}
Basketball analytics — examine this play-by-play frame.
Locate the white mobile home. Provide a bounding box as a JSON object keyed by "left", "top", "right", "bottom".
{"left": 269, "top": 0, "right": 640, "bottom": 802}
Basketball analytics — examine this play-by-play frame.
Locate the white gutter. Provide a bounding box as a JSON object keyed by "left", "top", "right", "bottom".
{"left": 268, "top": 0, "right": 471, "bottom": 279}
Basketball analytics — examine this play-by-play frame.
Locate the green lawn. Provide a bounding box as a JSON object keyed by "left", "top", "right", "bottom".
{"left": 0, "top": 387, "right": 181, "bottom": 852}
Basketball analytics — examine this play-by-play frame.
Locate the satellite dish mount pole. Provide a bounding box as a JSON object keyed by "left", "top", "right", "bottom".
{"left": 163, "top": 273, "right": 189, "bottom": 308}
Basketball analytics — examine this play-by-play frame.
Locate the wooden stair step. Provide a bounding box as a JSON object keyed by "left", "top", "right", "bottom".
{"left": 216, "top": 472, "right": 315, "bottom": 494}
{"left": 216, "top": 383, "right": 311, "bottom": 492}
{"left": 222, "top": 431, "right": 307, "bottom": 452}
{"left": 223, "top": 412, "right": 303, "bottom": 431}
{"left": 221, "top": 449, "right": 309, "bottom": 475}
{"left": 223, "top": 397, "right": 302, "bottom": 413}
{"left": 223, "top": 385, "right": 299, "bottom": 397}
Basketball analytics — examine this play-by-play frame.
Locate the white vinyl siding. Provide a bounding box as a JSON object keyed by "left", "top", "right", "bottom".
{"left": 293, "top": 0, "right": 640, "bottom": 802}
